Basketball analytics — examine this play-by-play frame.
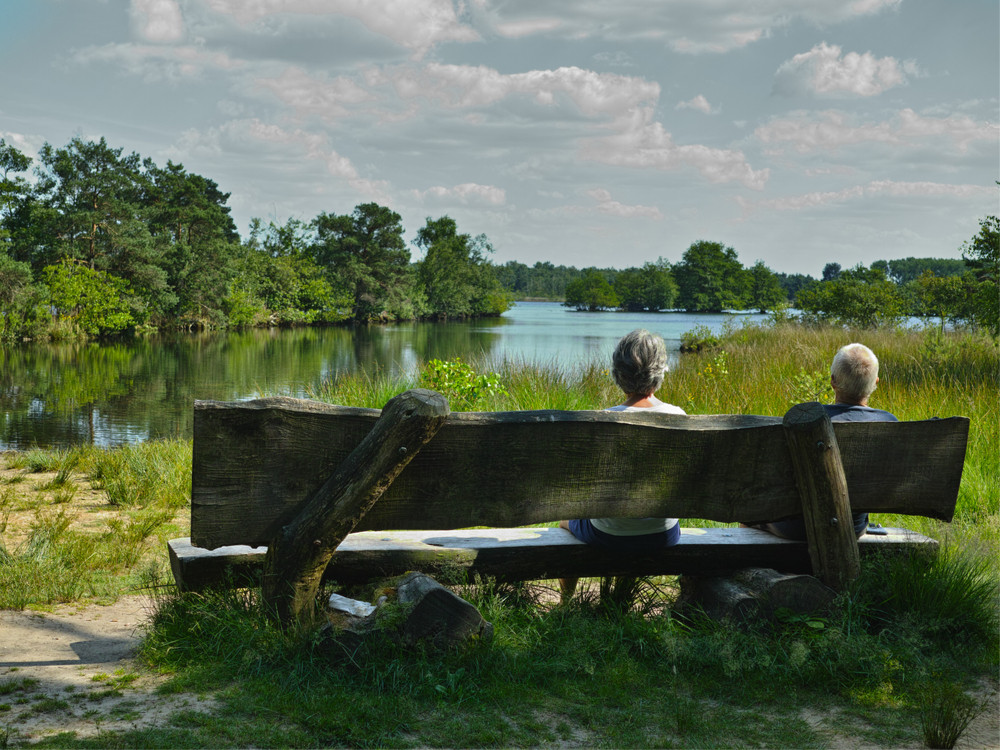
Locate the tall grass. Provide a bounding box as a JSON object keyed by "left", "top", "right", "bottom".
{"left": 0, "top": 439, "right": 192, "bottom": 608}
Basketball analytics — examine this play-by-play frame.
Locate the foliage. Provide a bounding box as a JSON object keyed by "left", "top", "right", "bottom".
{"left": 872, "top": 256, "right": 969, "bottom": 284}
{"left": 746, "top": 260, "right": 787, "bottom": 313}
{"left": 417, "top": 357, "right": 508, "bottom": 410}
{"left": 961, "top": 214, "right": 999, "bottom": 336}
{"left": 563, "top": 268, "right": 619, "bottom": 311}
{"left": 414, "top": 216, "right": 511, "bottom": 319}
{"left": 797, "top": 264, "right": 908, "bottom": 329}
{"left": 790, "top": 367, "right": 834, "bottom": 405}
{"left": 673, "top": 240, "right": 749, "bottom": 312}
{"left": 918, "top": 680, "right": 993, "bottom": 749}
{"left": 495, "top": 260, "right": 585, "bottom": 300}
{"left": 309, "top": 203, "right": 412, "bottom": 323}
{"left": 613, "top": 260, "right": 677, "bottom": 311}
{"left": 43, "top": 260, "right": 135, "bottom": 336}
{"left": 679, "top": 324, "right": 720, "bottom": 352}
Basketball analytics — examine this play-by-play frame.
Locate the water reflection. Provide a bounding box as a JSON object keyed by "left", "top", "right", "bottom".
{"left": 0, "top": 302, "right": 764, "bottom": 449}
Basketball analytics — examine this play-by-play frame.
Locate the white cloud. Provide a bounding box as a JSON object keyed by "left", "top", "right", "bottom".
{"left": 254, "top": 67, "right": 373, "bottom": 122}
{"left": 740, "top": 180, "right": 993, "bottom": 213}
{"left": 413, "top": 183, "right": 507, "bottom": 206}
{"left": 72, "top": 43, "right": 242, "bottom": 80}
{"left": 478, "top": 0, "right": 901, "bottom": 54}
{"left": 381, "top": 64, "right": 659, "bottom": 118}
{"left": 202, "top": 0, "right": 478, "bottom": 56}
{"left": 178, "top": 119, "right": 391, "bottom": 200}
{"left": 675, "top": 94, "right": 717, "bottom": 114}
{"left": 755, "top": 108, "right": 998, "bottom": 153}
{"left": 585, "top": 188, "right": 662, "bottom": 219}
{"left": 130, "top": 0, "right": 184, "bottom": 43}
{"left": 774, "top": 42, "right": 909, "bottom": 97}
{"left": 582, "top": 107, "right": 769, "bottom": 189}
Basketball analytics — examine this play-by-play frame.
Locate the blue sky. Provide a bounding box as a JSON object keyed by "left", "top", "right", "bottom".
{"left": 1, "top": 0, "right": 996, "bottom": 276}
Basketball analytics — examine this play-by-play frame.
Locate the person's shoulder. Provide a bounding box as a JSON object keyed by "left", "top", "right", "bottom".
{"left": 824, "top": 404, "right": 897, "bottom": 422}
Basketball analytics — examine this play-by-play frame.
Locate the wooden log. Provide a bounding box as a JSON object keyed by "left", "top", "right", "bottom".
{"left": 675, "top": 567, "right": 836, "bottom": 626}
{"left": 782, "top": 402, "right": 860, "bottom": 589}
{"left": 190, "top": 398, "right": 968, "bottom": 550}
{"left": 261, "top": 389, "right": 449, "bottom": 626}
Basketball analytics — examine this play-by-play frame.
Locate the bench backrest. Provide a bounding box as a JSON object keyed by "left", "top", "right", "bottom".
{"left": 190, "top": 397, "right": 968, "bottom": 550}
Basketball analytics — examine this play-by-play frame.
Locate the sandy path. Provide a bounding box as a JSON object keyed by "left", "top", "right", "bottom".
{"left": 0, "top": 596, "right": 216, "bottom": 744}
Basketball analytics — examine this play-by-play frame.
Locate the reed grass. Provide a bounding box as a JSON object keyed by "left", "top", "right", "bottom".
{"left": 0, "top": 439, "right": 192, "bottom": 608}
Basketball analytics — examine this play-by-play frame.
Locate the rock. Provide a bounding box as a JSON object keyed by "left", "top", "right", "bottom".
{"left": 323, "top": 572, "right": 492, "bottom": 652}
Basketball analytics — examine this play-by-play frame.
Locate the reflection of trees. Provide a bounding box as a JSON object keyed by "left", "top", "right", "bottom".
{"left": 0, "top": 324, "right": 503, "bottom": 449}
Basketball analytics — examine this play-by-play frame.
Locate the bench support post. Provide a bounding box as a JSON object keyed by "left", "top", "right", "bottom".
{"left": 782, "top": 402, "right": 861, "bottom": 590}
{"left": 261, "top": 389, "right": 449, "bottom": 626}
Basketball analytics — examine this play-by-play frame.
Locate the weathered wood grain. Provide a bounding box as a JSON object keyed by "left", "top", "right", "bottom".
{"left": 168, "top": 526, "right": 939, "bottom": 591}
{"left": 783, "top": 402, "right": 860, "bottom": 589}
{"left": 190, "top": 397, "right": 968, "bottom": 550}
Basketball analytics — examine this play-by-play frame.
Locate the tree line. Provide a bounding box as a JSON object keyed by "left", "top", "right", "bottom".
{"left": 2, "top": 136, "right": 995, "bottom": 340}
{"left": 0, "top": 137, "right": 509, "bottom": 341}
{"left": 499, "top": 231, "right": 998, "bottom": 336}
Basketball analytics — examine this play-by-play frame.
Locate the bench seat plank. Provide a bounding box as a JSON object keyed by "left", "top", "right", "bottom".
{"left": 169, "top": 527, "right": 938, "bottom": 592}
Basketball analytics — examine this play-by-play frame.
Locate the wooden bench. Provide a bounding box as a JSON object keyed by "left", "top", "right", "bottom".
{"left": 169, "top": 393, "right": 969, "bottom": 611}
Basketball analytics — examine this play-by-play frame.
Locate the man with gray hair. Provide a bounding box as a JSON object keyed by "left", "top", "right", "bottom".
{"left": 751, "top": 342, "right": 897, "bottom": 539}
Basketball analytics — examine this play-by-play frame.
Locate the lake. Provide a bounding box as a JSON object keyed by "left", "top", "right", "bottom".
{"left": 0, "top": 302, "right": 766, "bottom": 449}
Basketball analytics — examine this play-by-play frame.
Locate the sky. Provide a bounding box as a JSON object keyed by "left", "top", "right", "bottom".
{"left": 1, "top": 0, "right": 997, "bottom": 277}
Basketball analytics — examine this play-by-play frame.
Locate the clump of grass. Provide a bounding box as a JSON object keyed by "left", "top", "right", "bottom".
{"left": 855, "top": 544, "right": 1000, "bottom": 652}
{"left": 918, "top": 680, "right": 992, "bottom": 749}
{"left": 89, "top": 439, "right": 191, "bottom": 509}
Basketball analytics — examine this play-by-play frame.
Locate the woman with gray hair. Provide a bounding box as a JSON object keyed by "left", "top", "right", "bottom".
{"left": 560, "top": 329, "right": 686, "bottom": 554}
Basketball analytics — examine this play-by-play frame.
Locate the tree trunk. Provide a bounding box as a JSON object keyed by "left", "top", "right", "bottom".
{"left": 261, "top": 389, "right": 449, "bottom": 626}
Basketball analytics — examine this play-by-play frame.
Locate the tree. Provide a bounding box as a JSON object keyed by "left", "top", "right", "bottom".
{"left": 563, "top": 269, "right": 618, "bottom": 311}
{"left": 146, "top": 161, "right": 240, "bottom": 326}
{"left": 310, "top": 203, "right": 411, "bottom": 322}
{"left": 0, "top": 139, "right": 32, "bottom": 247}
{"left": 0, "top": 252, "right": 48, "bottom": 342}
{"left": 873, "top": 257, "right": 969, "bottom": 284}
{"left": 961, "top": 214, "right": 999, "bottom": 335}
{"left": 43, "top": 259, "right": 135, "bottom": 336}
{"left": 797, "top": 265, "right": 907, "bottom": 328}
{"left": 774, "top": 272, "right": 815, "bottom": 307}
{"left": 673, "top": 241, "right": 748, "bottom": 312}
{"left": 909, "top": 270, "right": 970, "bottom": 332}
{"left": 746, "top": 261, "right": 787, "bottom": 313}
{"left": 822, "top": 263, "right": 842, "bottom": 281}
{"left": 613, "top": 260, "right": 677, "bottom": 312}
{"left": 415, "top": 216, "right": 510, "bottom": 319}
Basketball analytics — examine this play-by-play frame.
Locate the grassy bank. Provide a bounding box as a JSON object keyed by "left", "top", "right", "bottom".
{"left": 1, "top": 321, "right": 997, "bottom": 747}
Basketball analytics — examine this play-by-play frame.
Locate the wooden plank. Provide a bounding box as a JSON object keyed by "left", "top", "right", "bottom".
{"left": 782, "top": 402, "right": 860, "bottom": 589}
{"left": 168, "top": 526, "right": 939, "bottom": 592}
{"left": 190, "top": 398, "right": 968, "bottom": 550}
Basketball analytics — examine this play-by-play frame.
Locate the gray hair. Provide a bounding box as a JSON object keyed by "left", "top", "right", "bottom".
{"left": 612, "top": 329, "right": 668, "bottom": 396}
{"left": 831, "top": 343, "right": 879, "bottom": 403}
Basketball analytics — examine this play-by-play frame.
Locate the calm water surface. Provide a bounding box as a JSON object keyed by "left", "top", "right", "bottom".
{"left": 0, "top": 302, "right": 765, "bottom": 449}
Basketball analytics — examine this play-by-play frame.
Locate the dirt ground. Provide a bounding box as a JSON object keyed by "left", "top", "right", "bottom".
{"left": 1, "top": 596, "right": 997, "bottom": 748}
{"left": 0, "top": 595, "right": 217, "bottom": 744}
